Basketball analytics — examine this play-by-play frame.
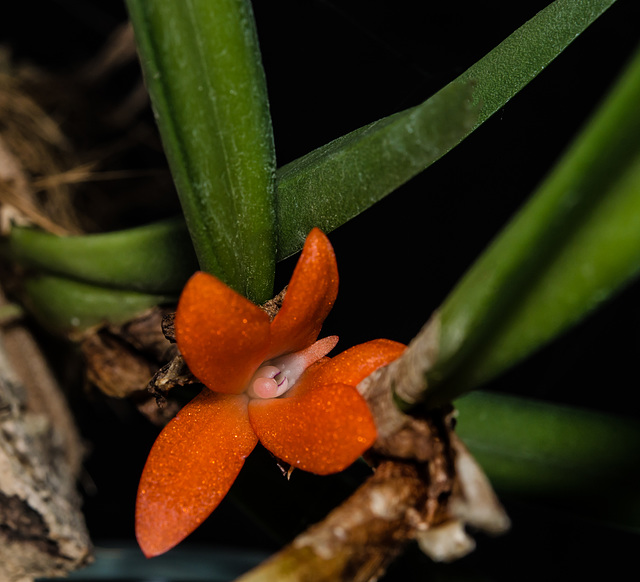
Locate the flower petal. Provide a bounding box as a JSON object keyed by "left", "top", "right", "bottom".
{"left": 267, "top": 228, "right": 338, "bottom": 358}
{"left": 248, "top": 340, "right": 405, "bottom": 474}
{"left": 175, "top": 271, "right": 271, "bottom": 393}
{"left": 136, "top": 390, "right": 257, "bottom": 557}
{"left": 288, "top": 338, "right": 407, "bottom": 396}
{"left": 248, "top": 382, "right": 376, "bottom": 475}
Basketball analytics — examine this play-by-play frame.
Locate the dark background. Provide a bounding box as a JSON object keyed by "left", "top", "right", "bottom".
{"left": 2, "top": 1, "right": 640, "bottom": 580}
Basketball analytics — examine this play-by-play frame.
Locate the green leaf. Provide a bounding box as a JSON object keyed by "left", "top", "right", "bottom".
{"left": 452, "top": 0, "right": 618, "bottom": 133}
{"left": 455, "top": 391, "right": 640, "bottom": 529}
{"left": 126, "top": 0, "right": 276, "bottom": 303}
{"left": 10, "top": 0, "right": 617, "bottom": 324}
{"left": 22, "top": 275, "right": 174, "bottom": 337}
{"left": 275, "top": 82, "right": 478, "bottom": 260}
{"left": 6, "top": 218, "right": 197, "bottom": 294}
{"left": 274, "top": 0, "right": 617, "bottom": 259}
{"left": 424, "top": 42, "right": 640, "bottom": 405}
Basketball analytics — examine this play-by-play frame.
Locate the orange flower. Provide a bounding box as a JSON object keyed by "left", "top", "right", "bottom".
{"left": 135, "top": 228, "right": 405, "bottom": 557}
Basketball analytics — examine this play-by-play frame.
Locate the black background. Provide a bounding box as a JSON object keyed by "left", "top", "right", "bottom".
{"left": 2, "top": 1, "right": 640, "bottom": 580}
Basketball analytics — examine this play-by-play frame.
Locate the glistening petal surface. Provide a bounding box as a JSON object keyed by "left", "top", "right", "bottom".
{"left": 267, "top": 228, "right": 338, "bottom": 359}
{"left": 248, "top": 339, "right": 406, "bottom": 474}
{"left": 248, "top": 382, "right": 376, "bottom": 475}
{"left": 136, "top": 391, "right": 257, "bottom": 557}
{"left": 175, "top": 271, "right": 271, "bottom": 393}
{"left": 289, "top": 338, "right": 407, "bottom": 397}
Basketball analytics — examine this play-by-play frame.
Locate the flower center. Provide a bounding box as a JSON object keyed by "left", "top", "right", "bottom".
{"left": 250, "top": 365, "right": 289, "bottom": 399}
{"left": 247, "top": 335, "right": 338, "bottom": 400}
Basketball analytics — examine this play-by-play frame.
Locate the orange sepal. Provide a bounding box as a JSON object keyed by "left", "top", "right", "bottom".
{"left": 267, "top": 228, "right": 338, "bottom": 359}
{"left": 175, "top": 271, "right": 271, "bottom": 394}
{"left": 248, "top": 382, "right": 376, "bottom": 475}
{"left": 289, "top": 338, "right": 406, "bottom": 397}
{"left": 136, "top": 390, "right": 257, "bottom": 557}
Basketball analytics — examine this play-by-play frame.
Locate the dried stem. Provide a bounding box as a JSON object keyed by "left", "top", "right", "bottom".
{"left": 237, "top": 460, "right": 436, "bottom": 582}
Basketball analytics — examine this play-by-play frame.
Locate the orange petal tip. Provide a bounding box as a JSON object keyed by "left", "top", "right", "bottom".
{"left": 135, "top": 391, "right": 257, "bottom": 557}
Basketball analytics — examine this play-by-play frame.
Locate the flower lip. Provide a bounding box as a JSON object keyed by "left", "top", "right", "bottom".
{"left": 249, "top": 365, "right": 288, "bottom": 398}
{"left": 246, "top": 335, "right": 339, "bottom": 400}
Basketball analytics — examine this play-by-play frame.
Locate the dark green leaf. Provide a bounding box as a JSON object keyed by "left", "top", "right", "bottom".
{"left": 425, "top": 43, "right": 640, "bottom": 404}
{"left": 22, "top": 275, "right": 174, "bottom": 337}
{"left": 275, "top": 82, "right": 478, "bottom": 260}
{"left": 456, "top": 391, "right": 640, "bottom": 528}
{"left": 274, "top": 0, "right": 617, "bottom": 259}
{"left": 126, "top": 0, "right": 276, "bottom": 302}
{"left": 6, "top": 218, "right": 197, "bottom": 294}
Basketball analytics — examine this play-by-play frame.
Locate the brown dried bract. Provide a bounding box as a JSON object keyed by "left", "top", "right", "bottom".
{"left": 260, "top": 285, "right": 287, "bottom": 321}
{"left": 81, "top": 306, "right": 176, "bottom": 400}
{"left": 81, "top": 330, "right": 157, "bottom": 399}
{"left": 146, "top": 354, "right": 198, "bottom": 404}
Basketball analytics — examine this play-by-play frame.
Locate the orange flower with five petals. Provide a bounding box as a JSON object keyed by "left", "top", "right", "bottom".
{"left": 135, "top": 228, "right": 405, "bottom": 557}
